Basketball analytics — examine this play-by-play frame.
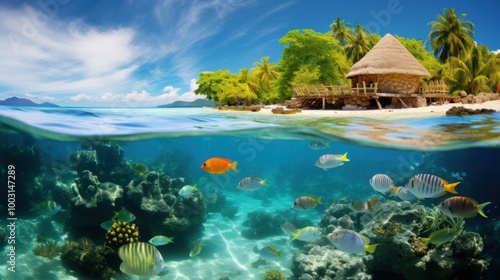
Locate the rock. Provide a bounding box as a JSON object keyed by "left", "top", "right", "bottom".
{"left": 68, "top": 170, "right": 123, "bottom": 227}
{"left": 125, "top": 171, "right": 207, "bottom": 236}
{"left": 445, "top": 106, "right": 495, "bottom": 116}
{"left": 292, "top": 199, "right": 491, "bottom": 279}
{"left": 272, "top": 106, "right": 301, "bottom": 114}
{"left": 460, "top": 90, "right": 467, "bottom": 97}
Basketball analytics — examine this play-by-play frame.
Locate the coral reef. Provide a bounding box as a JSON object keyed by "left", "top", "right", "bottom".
{"left": 125, "top": 171, "right": 207, "bottom": 236}
{"left": 409, "top": 235, "right": 427, "bottom": 257}
{"left": 67, "top": 170, "right": 123, "bottom": 227}
{"left": 373, "top": 221, "right": 402, "bottom": 237}
{"left": 292, "top": 244, "right": 373, "bottom": 280}
{"left": 263, "top": 268, "right": 286, "bottom": 280}
{"left": 105, "top": 221, "right": 140, "bottom": 249}
{"left": 69, "top": 141, "right": 133, "bottom": 186}
{"left": 292, "top": 199, "right": 490, "bottom": 279}
{"left": 32, "top": 241, "right": 61, "bottom": 259}
{"left": 220, "top": 202, "right": 239, "bottom": 219}
{"left": 60, "top": 239, "right": 117, "bottom": 280}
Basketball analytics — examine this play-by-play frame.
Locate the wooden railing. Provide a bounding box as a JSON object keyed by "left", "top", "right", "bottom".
{"left": 420, "top": 81, "right": 448, "bottom": 94}
{"left": 294, "top": 82, "right": 378, "bottom": 97}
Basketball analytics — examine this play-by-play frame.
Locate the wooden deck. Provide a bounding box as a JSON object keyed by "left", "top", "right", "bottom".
{"left": 291, "top": 82, "right": 460, "bottom": 109}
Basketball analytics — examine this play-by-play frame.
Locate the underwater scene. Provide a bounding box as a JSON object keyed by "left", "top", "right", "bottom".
{"left": 0, "top": 106, "right": 499, "bottom": 280}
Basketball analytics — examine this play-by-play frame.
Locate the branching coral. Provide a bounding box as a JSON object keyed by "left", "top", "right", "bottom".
{"left": 32, "top": 241, "right": 61, "bottom": 259}
{"left": 80, "top": 237, "right": 94, "bottom": 251}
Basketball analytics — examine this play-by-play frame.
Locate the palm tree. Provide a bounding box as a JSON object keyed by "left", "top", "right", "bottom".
{"left": 239, "top": 68, "right": 260, "bottom": 95}
{"left": 445, "top": 45, "right": 500, "bottom": 94}
{"left": 344, "top": 24, "right": 378, "bottom": 63}
{"left": 253, "top": 56, "right": 279, "bottom": 86}
{"left": 329, "top": 16, "right": 354, "bottom": 46}
{"left": 429, "top": 8, "right": 475, "bottom": 63}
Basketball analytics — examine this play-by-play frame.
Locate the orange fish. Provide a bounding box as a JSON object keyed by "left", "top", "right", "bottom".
{"left": 201, "top": 157, "right": 238, "bottom": 174}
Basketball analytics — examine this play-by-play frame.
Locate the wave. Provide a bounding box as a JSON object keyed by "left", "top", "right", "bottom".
{"left": 0, "top": 106, "right": 499, "bottom": 150}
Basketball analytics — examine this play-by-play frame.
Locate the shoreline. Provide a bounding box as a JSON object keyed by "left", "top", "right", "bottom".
{"left": 221, "top": 100, "right": 500, "bottom": 119}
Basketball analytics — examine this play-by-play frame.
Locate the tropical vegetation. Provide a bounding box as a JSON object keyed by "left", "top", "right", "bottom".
{"left": 194, "top": 8, "right": 500, "bottom": 105}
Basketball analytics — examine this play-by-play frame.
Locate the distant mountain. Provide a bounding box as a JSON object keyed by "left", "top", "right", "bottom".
{"left": 157, "top": 98, "right": 215, "bottom": 108}
{"left": 0, "top": 96, "right": 59, "bottom": 107}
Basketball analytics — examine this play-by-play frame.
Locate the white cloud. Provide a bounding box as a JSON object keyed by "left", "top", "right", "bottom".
{"left": 0, "top": 5, "right": 147, "bottom": 94}
{"left": 153, "top": 0, "right": 255, "bottom": 81}
{"left": 70, "top": 93, "right": 93, "bottom": 102}
{"left": 24, "top": 92, "right": 57, "bottom": 103}
{"left": 493, "top": 49, "right": 500, "bottom": 55}
{"left": 66, "top": 78, "right": 202, "bottom": 107}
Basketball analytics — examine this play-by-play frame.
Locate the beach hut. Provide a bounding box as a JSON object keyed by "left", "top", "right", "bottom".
{"left": 346, "top": 33, "right": 430, "bottom": 95}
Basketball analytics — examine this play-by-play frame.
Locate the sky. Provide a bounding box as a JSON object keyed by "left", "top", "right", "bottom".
{"left": 0, "top": 0, "right": 498, "bottom": 107}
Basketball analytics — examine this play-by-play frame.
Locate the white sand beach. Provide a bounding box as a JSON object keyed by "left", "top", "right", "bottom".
{"left": 255, "top": 100, "right": 500, "bottom": 119}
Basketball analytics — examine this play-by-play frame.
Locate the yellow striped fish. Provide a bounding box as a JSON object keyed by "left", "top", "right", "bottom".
{"left": 118, "top": 242, "right": 164, "bottom": 277}
{"left": 405, "top": 174, "right": 459, "bottom": 199}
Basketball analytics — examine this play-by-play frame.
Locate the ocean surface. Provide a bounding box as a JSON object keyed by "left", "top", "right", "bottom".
{"left": 0, "top": 106, "right": 499, "bottom": 280}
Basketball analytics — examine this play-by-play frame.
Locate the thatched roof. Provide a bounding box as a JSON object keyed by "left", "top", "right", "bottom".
{"left": 346, "top": 34, "right": 431, "bottom": 78}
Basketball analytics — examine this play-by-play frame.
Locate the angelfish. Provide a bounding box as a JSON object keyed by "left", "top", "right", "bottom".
{"left": 327, "top": 229, "right": 378, "bottom": 255}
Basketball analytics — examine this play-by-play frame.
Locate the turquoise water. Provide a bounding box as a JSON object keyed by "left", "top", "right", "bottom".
{"left": 0, "top": 106, "right": 499, "bottom": 279}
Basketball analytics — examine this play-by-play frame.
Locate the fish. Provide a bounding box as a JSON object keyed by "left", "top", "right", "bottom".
{"left": 189, "top": 240, "right": 203, "bottom": 257}
{"left": 100, "top": 220, "right": 116, "bottom": 230}
{"left": 438, "top": 196, "right": 491, "bottom": 218}
{"left": 405, "top": 174, "right": 460, "bottom": 199}
{"left": 201, "top": 157, "right": 238, "bottom": 174}
{"left": 179, "top": 184, "right": 198, "bottom": 196}
{"left": 29, "top": 200, "right": 61, "bottom": 216}
{"left": 149, "top": 235, "right": 174, "bottom": 246}
{"left": 314, "top": 153, "right": 349, "bottom": 170}
{"left": 114, "top": 207, "right": 136, "bottom": 223}
{"left": 131, "top": 162, "right": 148, "bottom": 175}
{"left": 280, "top": 222, "right": 298, "bottom": 236}
{"left": 327, "top": 229, "right": 379, "bottom": 255}
{"left": 308, "top": 140, "right": 330, "bottom": 150}
{"left": 392, "top": 186, "right": 417, "bottom": 201}
{"left": 117, "top": 242, "right": 164, "bottom": 277}
{"left": 290, "top": 226, "right": 322, "bottom": 242}
{"left": 237, "top": 177, "right": 269, "bottom": 192}
{"left": 369, "top": 174, "right": 396, "bottom": 194}
{"left": 349, "top": 198, "right": 378, "bottom": 212}
{"left": 292, "top": 196, "right": 322, "bottom": 210}
{"left": 422, "top": 227, "right": 460, "bottom": 247}
{"left": 259, "top": 245, "right": 283, "bottom": 259}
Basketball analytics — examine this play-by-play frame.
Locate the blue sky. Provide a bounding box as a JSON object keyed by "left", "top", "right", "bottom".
{"left": 0, "top": 0, "right": 498, "bottom": 107}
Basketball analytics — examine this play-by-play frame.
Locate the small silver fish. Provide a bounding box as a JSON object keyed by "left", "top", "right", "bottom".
{"left": 149, "top": 235, "right": 174, "bottom": 246}
{"left": 327, "top": 229, "right": 378, "bottom": 255}
{"left": 314, "top": 153, "right": 349, "bottom": 170}
{"left": 237, "top": 177, "right": 268, "bottom": 192}
{"left": 308, "top": 140, "right": 330, "bottom": 150}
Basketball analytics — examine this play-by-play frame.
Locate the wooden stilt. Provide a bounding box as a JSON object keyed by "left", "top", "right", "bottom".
{"left": 397, "top": 97, "right": 408, "bottom": 108}
{"left": 322, "top": 98, "right": 325, "bottom": 109}
{"left": 375, "top": 98, "right": 382, "bottom": 110}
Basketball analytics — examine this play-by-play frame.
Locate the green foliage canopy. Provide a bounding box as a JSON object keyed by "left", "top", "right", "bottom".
{"left": 277, "top": 29, "right": 349, "bottom": 100}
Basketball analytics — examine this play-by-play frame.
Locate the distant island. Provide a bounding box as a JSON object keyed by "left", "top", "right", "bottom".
{"left": 0, "top": 96, "right": 59, "bottom": 107}
{"left": 157, "top": 98, "right": 215, "bottom": 108}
